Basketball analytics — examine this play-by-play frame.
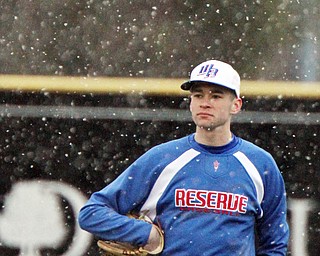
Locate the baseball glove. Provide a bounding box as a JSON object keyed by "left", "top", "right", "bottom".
{"left": 97, "top": 212, "right": 164, "bottom": 255}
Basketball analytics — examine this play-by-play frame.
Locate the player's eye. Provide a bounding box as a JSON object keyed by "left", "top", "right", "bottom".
{"left": 211, "top": 94, "right": 222, "bottom": 99}
{"left": 192, "top": 93, "right": 203, "bottom": 98}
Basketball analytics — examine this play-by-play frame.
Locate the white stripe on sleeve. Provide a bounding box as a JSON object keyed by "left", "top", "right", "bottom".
{"left": 140, "top": 148, "right": 200, "bottom": 221}
{"left": 233, "top": 151, "right": 264, "bottom": 218}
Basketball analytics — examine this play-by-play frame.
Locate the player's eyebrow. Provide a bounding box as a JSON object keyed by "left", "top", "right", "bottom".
{"left": 209, "top": 88, "right": 225, "bottom": 94}
{"left": 190, "top": 86, "right": 225, "bottom": 94}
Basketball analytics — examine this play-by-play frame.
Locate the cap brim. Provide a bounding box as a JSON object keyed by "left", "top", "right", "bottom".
{"left": 180, "top": 80, "right": 239, "bottom": 97}
{"left": 180, "top": 81, "right": 193, "bottom": 90}
{"left": 180, "top": 80, "right": 223, "bottom": 91}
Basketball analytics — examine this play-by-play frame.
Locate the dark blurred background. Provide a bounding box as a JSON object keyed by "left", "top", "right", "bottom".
{"left": 0, "top": 1, "right": 319, "bottom": 81}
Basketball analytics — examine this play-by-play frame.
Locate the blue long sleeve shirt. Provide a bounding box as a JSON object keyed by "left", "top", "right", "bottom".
{"left": 79, "top": 134, "right": 289, "bottom": 255}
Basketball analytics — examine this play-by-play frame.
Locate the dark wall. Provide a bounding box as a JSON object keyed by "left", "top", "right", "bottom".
{"left": 0, "top": 91, "right": 319, "bottom": 255}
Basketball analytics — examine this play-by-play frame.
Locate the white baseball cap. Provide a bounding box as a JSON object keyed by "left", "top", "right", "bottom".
{"left": 181, "top": 60, "right": 241, "bottom": 98}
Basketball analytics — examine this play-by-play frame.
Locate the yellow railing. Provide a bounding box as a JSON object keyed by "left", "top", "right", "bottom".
{"left": 0, "top": 75, "right": 319, "bottom": 98}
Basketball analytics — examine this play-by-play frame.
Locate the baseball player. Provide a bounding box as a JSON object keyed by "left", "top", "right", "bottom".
{"left": 78, "top": 60, "right": 289, "bottom": 255}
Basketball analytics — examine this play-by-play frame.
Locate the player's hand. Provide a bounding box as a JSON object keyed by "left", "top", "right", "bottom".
{"left": 144, "top": 223, "right": 164, "bottom": 253}
{"left": 97, "top": 212, "right": 164, "bottom": 255}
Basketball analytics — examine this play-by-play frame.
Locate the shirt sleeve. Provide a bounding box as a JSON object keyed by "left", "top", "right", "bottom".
{"left": 78, "top": 147, "right": 163, "bottom": 246}
{"left": 255, "top": 156, "right": 290, "bottom": 255}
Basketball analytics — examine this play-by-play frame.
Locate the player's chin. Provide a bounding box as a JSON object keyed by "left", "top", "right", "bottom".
{"left": 198, "top": 125, "right": 215, "bottom": 131}
{"left": 193, "top": 117, "right": 215, "bottom": 129}
{"left": 195, "top": 121, "right": 215, "bottom": 131}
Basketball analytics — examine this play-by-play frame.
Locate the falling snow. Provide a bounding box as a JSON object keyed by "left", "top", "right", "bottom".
{"left": 0, "top": 1, "right": 320, "bottom": 255}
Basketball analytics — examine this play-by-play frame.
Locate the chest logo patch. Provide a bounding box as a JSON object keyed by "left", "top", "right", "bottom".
{"left": 213, "top": 160, "right": 220, "bottom": 172}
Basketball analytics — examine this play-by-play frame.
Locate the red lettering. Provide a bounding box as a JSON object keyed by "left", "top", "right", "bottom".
{"left": 195, "top": 191, "right": 206, "bottom": 207}
{"left": 216, "top": 192, "right": 228, "bottom": 210}
{"left": 175, "top": 188, "right": 248, "bottom": 215}
{"left": 207, "top": 191, "right": 217, "bottom": 208}
{"left": 227, "top": 194, "right": 239, "bottom": 211}
{"left": 186, "top": 190, "right": 196, "bottom": 207}
{"left": 175, "top": 189, "right": 186, "bottom": 207}
{"left": 238, "top": 196, "right": 248, "bottom": 213}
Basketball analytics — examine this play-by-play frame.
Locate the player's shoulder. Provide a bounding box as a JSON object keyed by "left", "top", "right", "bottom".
{"left": 237, "top": 137, "right": 283, "bottom": 176}
{"left": 238, "top": 137, "right": 274, "bottom": 160}
{"left": 151, "top": 135, "right": 190, "bottom": 152}
{"left": 138, "top": 135, "right": 191, "bottom": 166}
{"left": 142, "top": 135, "right": 191, "bottom": 158}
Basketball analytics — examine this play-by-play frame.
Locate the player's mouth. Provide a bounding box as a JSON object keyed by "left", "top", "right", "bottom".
{"left": 197, "top": 112, "right": 213, "bottom": 118}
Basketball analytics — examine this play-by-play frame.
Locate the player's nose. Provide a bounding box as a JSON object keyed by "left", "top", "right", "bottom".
{"left": 199, "top": 96, "right": 213, "bottom": 108}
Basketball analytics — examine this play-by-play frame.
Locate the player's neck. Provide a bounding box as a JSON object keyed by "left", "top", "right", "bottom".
{"left": 194, "top": 128, "right": 232, "bottom": 147}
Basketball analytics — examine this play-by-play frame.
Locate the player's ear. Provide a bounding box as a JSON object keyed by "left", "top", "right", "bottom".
{"left": 231, "top": 97, "right": 242, "bottom": 114}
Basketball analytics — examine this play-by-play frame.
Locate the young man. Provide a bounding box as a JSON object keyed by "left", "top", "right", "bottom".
{"left": 78, "top": 60, "right": 289, "bottom": 255}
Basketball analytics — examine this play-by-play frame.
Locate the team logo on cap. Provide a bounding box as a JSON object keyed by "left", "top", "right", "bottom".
{"left": 198, "top": 64, "right": 219, "bottom": 78}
